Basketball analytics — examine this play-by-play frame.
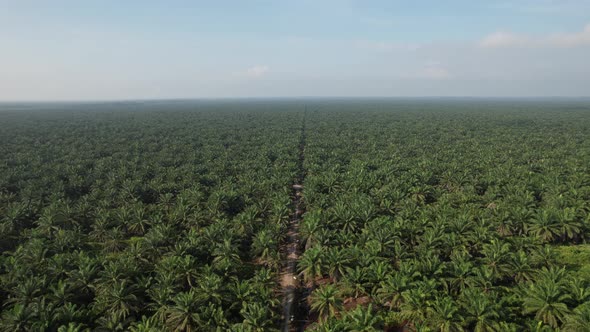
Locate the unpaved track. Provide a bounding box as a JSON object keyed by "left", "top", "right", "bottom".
{"left": 281, "top": 109, "right": 307, "bottom": 332}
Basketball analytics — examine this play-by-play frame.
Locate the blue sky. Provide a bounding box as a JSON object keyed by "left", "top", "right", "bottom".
{"left": 1, "top": 0, "right": 590, "bottom": 100}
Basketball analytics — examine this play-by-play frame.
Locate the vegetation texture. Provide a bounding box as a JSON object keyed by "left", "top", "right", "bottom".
{"left": 2, "top": 100, "right": 590, "bottom": 331}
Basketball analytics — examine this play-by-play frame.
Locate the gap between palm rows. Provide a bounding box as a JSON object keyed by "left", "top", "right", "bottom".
{"left": 281, "top": 108, "right": 308, "bottom": 332}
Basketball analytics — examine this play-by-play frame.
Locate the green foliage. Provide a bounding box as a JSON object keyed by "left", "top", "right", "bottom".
{"left": 3, "top": 100, "right": 590, "bottom": 330}
{"left": 555, "top": 244, "right": 590, "bottom": 281}
{"left": 299, "top": 101, "right": 590, "bottom": 331}
{"left": 0, "top": 103, "right": 296, "bottom": 330}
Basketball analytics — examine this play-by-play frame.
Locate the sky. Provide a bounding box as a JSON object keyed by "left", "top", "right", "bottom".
{"left": 1, "top": 0, "right": 590, "bottom": 100}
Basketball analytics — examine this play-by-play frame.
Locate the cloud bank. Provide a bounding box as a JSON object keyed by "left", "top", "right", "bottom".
{"left": 417, "top": 62, "right": 452, "bottom": 80}
{"left": 480, "top": 24, "right": 590, "bottom": 48}
{"left": 245, "top": 65, "right": 270, "bottom": 78}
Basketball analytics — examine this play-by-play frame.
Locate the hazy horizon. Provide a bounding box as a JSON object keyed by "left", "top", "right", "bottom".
{"left": 2, "top": 0, "right": 590, "bottom": 101}
{"left": 3, "top": 96, "right": 590, "bottom": 107}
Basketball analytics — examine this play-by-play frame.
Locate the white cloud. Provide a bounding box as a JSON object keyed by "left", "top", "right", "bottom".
{"left": 480, "top": 23, "right": 590, "bottom": 48}
{"left": 417, "top": 62, "right": 452, "bottom": 80}
{"left": 489, "top": 1, "right": 590, "bottom": 16}
{"left": 355, "top": 40, "right": 419, "bottom": 52}
{"left": 479, "top": 31, "right": 526, "bottom": 48}
{"left": 359, "top": 16, "right": 396, "bottom": 28}
{"left": 548, "top": 24, "right": 590, "bottom": 47}
{"left": 245, "top": 65, "right": 270, "bottom": 78}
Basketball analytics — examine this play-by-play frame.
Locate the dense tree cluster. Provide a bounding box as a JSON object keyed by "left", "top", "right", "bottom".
{"left": 0, "top": 103, "right": 303, "bottom": 331}
{"left": 299, "top": 101, "right": 590, "bottom": 331}
{"left": 2, "top": 100, "right": 590, "bottom": 331}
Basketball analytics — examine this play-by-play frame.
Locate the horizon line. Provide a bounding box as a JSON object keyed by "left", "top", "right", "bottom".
{"left": 2, "top": 96, "right": 590, "bottom": 104}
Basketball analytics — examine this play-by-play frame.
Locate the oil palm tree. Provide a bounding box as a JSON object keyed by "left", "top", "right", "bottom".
{"left": 309, "top": 284, "right": 343, "bottom": 323}
{"left": 343, "top": 266, "right": 368, "bottom": 299}
{"left": 325, "top": 247, "right": 349, "bottom": 282}
{"left": 527, "top": 210, "right": 560, "bottom": 243}
{"left": 377, "top": 273, "right": 411, "bottom": 310}
{"left": 211, "top": 237, "right": 241, "bottom": 275}
{"left": 165, "top": 290, "right": 201, "bottom": 332}
{"left": 298, "top": 247, "right": 325, "bottom": 287}
{"left": 480, "top": 240, "right": 512, "bottom": 278}
{"left": 251, "top": 228, "right": 279, "bottom": 268}
{"left": 0, "top": 304, "right": 35, "bottom": 332}
{"left": 566, "top": 278, "right": 590, "bottom": 306}
{"left": 93, "top": 279, "right": 140, "bottom": 323}
{"left": 300, "top": 210, "right": 322, "bottom": 250}
{"left": 521, "top": 279, "right": 571, "bottom": 328}
{"left": 425, "top": 296, "right": 464, "bottom": 332}
{"left": 195, "top": 268, "right": 224, "bottom": 306}
{"left": 128, "top": 315, "right": 163, "bottom": 332}
{"left": 509, "top": 250, "right": 534, "bottom": 283}
{"left": 240, "top": 302, "right": 277, "bottom": 331}
{"left": 563, "top": 304, "right": 590, "bottom": 332}
{"left": 459, "top": 289, "right": 501, "bottom": 332}
{"left": 398, "top": 287, "right": 429, "bottom": 324}
{"left": 555, "top": 207, "right": 582, "bottom": 243}
{"left": 447, "top": 257, "right": 473, "bottom": 295}
{"left": 346, "top": 304, "right": 383, "bottom": 332}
